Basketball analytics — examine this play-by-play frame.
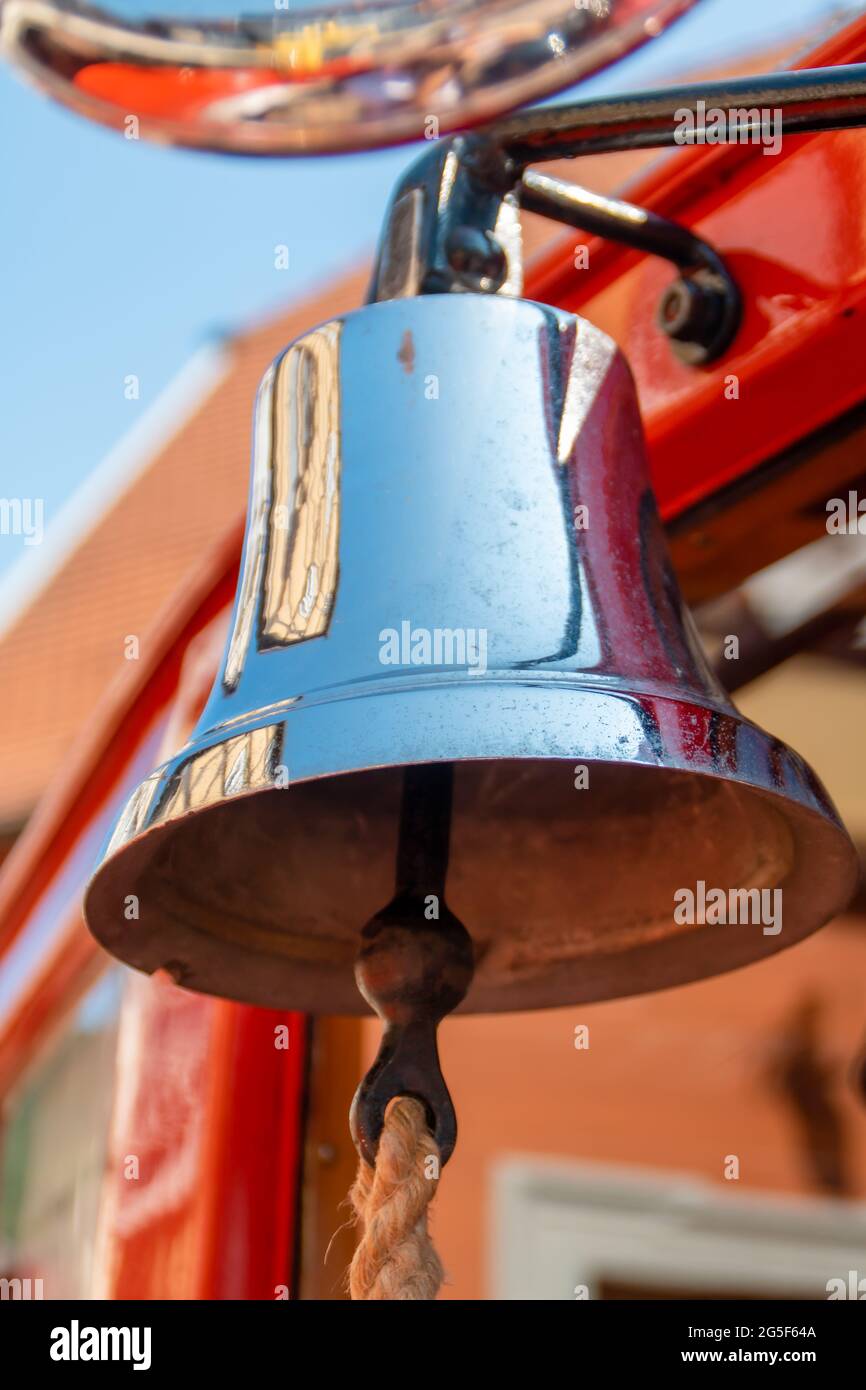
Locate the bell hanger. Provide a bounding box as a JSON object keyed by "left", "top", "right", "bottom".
{"left": 86, "top": 129, "right": 859, "bottom": 1167}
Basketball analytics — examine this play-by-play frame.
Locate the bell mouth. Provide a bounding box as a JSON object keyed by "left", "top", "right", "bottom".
{"left": 85, "top": 683, "right": 858, "bottom": 1016}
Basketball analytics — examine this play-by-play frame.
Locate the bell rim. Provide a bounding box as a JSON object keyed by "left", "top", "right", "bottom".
{"left": 84, "top": 679, "right": 859, "bottom": 1016}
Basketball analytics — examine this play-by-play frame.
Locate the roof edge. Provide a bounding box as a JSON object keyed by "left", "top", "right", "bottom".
{"left": 0, "top": 338, "right": 232, "bottom": 642}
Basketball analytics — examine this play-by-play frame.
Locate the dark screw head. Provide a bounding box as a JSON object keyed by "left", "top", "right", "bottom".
{"left": 659, "top": 277, "right": 714, "bottom": 342}
{"left": 445, "top": 226, "right": 508, "bottom": 292}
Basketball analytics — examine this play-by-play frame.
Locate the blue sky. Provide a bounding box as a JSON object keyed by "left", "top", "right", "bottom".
{"left": 0, "top": 0, "right": 853, "bottom": 590}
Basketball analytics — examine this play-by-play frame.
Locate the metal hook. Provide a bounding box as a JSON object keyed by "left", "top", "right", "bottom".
{"left": 518, "top": 169, "right": 742, "bottom": 365}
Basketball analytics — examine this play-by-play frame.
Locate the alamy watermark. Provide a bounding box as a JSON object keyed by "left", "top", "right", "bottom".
{"left": 827, "top": 1271, "right": 866, "bottom": 1299}
{"left": 50, "top": 1320, "right": 151, "bottom": 1370}
{"left": 674, "top": 880, "right": 782, "bottom": 936}
{"left": 0, "top": 497, "right": 43, "bottom": 546}
{"left": 674, "top": 102, "right": 783, "bottom": 157}
{"left": 379, "top": 621, "right": 488, "bottom": 675}
{"left": 826, "top": 491, "right": 866, "bottom": 534}
{"left": 1, "top": 1275, "right": 44, "bottom": 1299}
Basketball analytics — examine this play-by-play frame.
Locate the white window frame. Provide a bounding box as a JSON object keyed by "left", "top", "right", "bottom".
{"left": 490, "top": 1156, "right": 866, "bottom": 1301}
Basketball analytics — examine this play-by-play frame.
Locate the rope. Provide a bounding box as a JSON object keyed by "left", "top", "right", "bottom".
{"left": 348, "top": 1096, "right": 444, "bottom": 1300}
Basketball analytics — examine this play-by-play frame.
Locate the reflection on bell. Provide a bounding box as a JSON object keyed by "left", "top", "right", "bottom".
{"left": 84, "top": 293, "right": 858, "bottom": 1015}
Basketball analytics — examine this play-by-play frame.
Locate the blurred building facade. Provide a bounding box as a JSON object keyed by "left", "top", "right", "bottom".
{"left": 2, "top": 75, "right": 866, "bottom": 1299}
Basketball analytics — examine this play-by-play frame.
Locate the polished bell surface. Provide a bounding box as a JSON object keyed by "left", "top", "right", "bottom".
{"left": 85, "top": 293, "right": 858, "bottom": 1015}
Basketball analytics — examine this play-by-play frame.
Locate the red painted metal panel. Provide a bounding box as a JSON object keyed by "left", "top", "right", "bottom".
{"left": 93, "top": 977, "right": 306, "bottom": 1300}
{"left": 526, "top": 11, "right": 866, "bottom": 520}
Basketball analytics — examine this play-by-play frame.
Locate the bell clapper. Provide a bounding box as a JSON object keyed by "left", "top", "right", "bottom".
{"left": 349, "top": 763, "right": 474, "bottom": 1169}
{"left": 347, "top": 764, "right": 473, "bottom": 1296}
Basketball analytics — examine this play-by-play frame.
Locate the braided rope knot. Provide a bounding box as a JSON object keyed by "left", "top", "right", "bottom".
{"left": 349, "top": 1096, "right": 444, "bottom": 1300}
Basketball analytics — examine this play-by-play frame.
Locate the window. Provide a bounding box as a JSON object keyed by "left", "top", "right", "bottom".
{"left": 492, "top": 1157, "right": 866, "bottom": 1300}
{"left": 0, "top": 971, "right": 123, "bottom": 1300}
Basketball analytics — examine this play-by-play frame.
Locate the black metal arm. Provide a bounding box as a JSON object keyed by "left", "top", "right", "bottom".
{"left": 485, "top": 62, "right": 866, "bottom": 168}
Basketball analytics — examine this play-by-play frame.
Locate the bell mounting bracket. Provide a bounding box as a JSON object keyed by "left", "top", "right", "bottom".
{"left": 369, "top": 61, "right": 866, "bottom": 365}
{"left": 368, "top": 131, "right": 739, "bottom": 365}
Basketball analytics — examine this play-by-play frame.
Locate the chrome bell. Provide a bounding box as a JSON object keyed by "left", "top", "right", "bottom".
{"left": 85, "top": 292, "right": 858, "bottom": 1015}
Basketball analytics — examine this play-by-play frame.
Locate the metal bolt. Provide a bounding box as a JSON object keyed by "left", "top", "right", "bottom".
{"left": 658, "top": 268, "right": 742, "bottom": 367}
{"left": 660, "top": 277, "right": 712, "bottom": 341}
{"left": 445, "top": 226, "right": 508, "bottom": 293}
